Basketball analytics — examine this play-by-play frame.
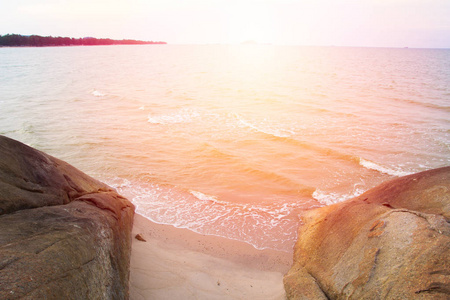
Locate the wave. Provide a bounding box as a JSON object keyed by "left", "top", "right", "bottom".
{"left": 312, "top": 187, "right": 365, "bottom": 206}
{"left": 232, "top": 114, "right": 372, "bottom": 171}
{"left": 234, "top": 113, "right": 295, "bottom": 138}
{"left": 313, "top": 160, "right": 414, "bottom": 205}
{"left": 198, "top": 142, "right": 316, "bottom": 196}
{"left": 92, "top": 90, "right": 105, "bottom": 97}
{"left": 235, "top": 119, "right": 415, "bottom": 179}
{"left": 148, "top": 108, "right": 200, "bottom": 125}
{"left": 392, "top": 97, "right": 450, "bottom": 112}
{"left": 103, "top": 176, "right": 318, "bottom": 251}
{"left": 145, "top": 109, "right": 363, "bottom": 182}
{"left": 359, "top": 158, "right": 413, "bottom": 177}
{"left": 190, "top": 190, "right": 219, "bottom": 202}
{"left": 146, "top": 109, "right": 414, "bottom": 182}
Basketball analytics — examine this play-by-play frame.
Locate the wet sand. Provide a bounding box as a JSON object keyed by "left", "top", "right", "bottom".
{"left": 129, "top": 214, "right": 292, "bottom": 299}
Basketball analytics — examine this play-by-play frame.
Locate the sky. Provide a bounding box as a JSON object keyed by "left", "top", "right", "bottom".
{"left": 1, "top": 0, "right": 449, "bottom": 48}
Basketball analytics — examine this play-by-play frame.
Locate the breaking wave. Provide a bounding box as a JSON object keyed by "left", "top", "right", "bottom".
{"left": 359, "top": 158, "right": 413, "bottom": 177}
{"left": 234, "top": 113, "right": 295, "bottom": 138}
{"left": 312, "top": 188, "right": 365, "bottom": 206}
{"left": 92, "top": 90, "right": 105, "bottom": 97}
{"left": 104, "top": 176, "right": 318, "bottom": 252}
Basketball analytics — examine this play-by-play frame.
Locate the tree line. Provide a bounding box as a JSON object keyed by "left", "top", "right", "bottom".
{"left": 0, "top": 34, "right": 166, "bottom": 47}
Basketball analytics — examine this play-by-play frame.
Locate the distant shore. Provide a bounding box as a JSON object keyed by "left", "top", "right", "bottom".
{"left": 129, "top": 214, "right": 291, "bottom": 300}
{"left": 0, "top": 34, "right": 166, "bottom": 47}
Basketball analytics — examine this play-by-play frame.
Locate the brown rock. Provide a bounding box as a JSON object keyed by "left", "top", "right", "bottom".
{"left": 284, "top": 167, "right": 450, "bottom": 299}
{"left": 135, "top": 233, "right": 147, "bottom": 242}
{"left": 0, "top": 135, "right": 135, "bottom": 299}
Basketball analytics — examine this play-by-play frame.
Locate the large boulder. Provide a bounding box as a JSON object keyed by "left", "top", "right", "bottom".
{"left": 284, "top": 167, "right": 450, "bottom": 299}
{"left": 0, "top": 135, "right": 135, "bottom": 299}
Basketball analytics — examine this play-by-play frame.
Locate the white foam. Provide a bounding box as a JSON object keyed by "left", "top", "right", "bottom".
{"left": 103, "top": 176, "right": 311, "bottom": 251}
{"left": 234, "top": 113, "right": 294, "bottom": 138}
{"left": 359, "top": 158, "right": 413, "bottom": 177}
{"left": 190, "top": 190, "right": 219, "bottom": 202}
{"left": 92, "top": 90, "right": 105, "bottom": 97}
{"left": 312, "top": 187, "right": 365, "bottom": 206}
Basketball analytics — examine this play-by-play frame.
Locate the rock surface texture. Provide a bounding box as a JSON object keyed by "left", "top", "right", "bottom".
{"left": 284, "top": 167, "right": 450, "bottom": 299}
{"left": 0, "top": 135, "right": 135, "bottom": 299}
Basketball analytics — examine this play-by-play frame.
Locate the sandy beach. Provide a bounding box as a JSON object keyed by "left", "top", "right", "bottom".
{"left": 129, "top": 214, "right": 292, "bottom": 300}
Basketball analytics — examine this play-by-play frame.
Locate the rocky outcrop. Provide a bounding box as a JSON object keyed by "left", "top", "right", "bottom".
{"left": 284, "top": 167, "right": 450, "bottom": 299}
{"left": 0, "top": 135, "right": 135, "bottom": 299}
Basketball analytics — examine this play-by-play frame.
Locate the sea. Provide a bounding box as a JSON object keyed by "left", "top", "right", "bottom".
{"left": 0, "top": 45, "right": 449, "bottom": 252}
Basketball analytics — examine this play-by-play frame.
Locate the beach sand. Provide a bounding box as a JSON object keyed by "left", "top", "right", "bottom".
{"left": 129, "top": 214, "right": 292, "bottom": 300}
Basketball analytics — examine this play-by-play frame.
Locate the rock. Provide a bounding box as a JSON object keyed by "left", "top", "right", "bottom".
{"left": 0, "top": 135, "right": 135, "bottom": 299}
{"left": 135, "top": 233, "right": 147, "bottom": 242}
{"left": 284, "top": 167, "right": 450, "bottom": 299}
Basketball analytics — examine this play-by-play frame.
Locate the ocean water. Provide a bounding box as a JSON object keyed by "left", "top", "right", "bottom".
{"left": 1, "top": 45, "right": 449, "bottom": 251}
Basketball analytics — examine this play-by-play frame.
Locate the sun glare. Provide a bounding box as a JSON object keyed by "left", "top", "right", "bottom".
{"left": 225, "top": 2, "right": 277, "bottom": 44}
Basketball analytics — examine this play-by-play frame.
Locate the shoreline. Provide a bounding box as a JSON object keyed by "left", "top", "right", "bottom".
{"left": 129, "top": 214, "right": 292, "bottom": 299}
